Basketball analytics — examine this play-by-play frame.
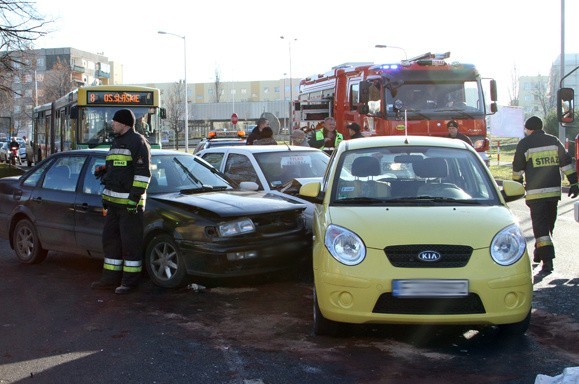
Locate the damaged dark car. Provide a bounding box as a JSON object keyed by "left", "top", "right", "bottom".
{"left": 0, "top": 149, "right": 309, "bottom": 288}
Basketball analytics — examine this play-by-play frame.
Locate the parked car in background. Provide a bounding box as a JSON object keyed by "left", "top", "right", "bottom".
{"left": 0, "top": 149, "right": 309, "bottom": 288}
{"left": 197, "top": 145, "right": 330, "bottom": 233}
{"left": 299, "top": 136, "right": 532, "bottom": 336}
{"left": 0, "top": 142, "right": 8, "bottom": 163}
{"left": 193, "top": 129, "right": 247, "bottom": 154}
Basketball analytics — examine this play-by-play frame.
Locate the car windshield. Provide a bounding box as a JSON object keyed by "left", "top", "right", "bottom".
{"left": 331, "top": 146, "right": 498, "bottom": 205}
{"left": 148, "top": 154, "right": 232, "bottom": 194}
{"left": 254, "top": 150, "right": 329, "bottom": 189}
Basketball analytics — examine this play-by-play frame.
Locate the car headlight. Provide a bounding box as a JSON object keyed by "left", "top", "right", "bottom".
{"left": 217, "top": 218, "right": 256, "bottom": 237}
{"left": 324, "top": 224, "right": 366, "bottom": 265}
{"left": 490, "top": 224, "right": 527, "bottom": 266}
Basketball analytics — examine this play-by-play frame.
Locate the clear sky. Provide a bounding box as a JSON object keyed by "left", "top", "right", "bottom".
{"left": 33, "top": 0, "right": 579, "bottom": 104}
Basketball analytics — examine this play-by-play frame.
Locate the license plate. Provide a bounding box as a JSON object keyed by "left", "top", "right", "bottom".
{"left": 392, "top": 279, "right": 469, "bottom": 297}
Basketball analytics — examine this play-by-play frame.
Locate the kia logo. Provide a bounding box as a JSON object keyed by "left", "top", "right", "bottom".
{"left": 417, "top": 251, "right": 441, "bottom": 262}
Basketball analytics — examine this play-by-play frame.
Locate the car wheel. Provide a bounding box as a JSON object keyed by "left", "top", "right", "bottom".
{"left": 313, "top": 288, "right": 346, "bottom": 336}
{"left": 144, "top": 234, "right": 188, "bottom": 288}
{"left": 497, "top": 310, "right": 531, "bottom": 337}
{"left": 13, "top": 219, "right": 48, "bottom": 264}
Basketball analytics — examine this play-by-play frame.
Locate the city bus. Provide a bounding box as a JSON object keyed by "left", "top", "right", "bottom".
{"left": 31, "top": 85, "right": 165, "bottom": 163}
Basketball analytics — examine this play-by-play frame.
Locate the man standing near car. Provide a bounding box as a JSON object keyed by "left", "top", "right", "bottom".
{"left": 512, "top": 116, "right": 578, "bottom": 275}
{"left": 246, "top": 117, "right": 270, "bottom": 145}
{"left": 91, "top": 109, "right": 151, "bottom": 294}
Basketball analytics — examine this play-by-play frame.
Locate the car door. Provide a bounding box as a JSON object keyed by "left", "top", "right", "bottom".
{"left": 30, "top": 155, "right": 88, "bottom": 254}
{"left": 74, "top": 155, "right": 107, "bottom": 256}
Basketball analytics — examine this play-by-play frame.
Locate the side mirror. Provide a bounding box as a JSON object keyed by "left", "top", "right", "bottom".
{"left": 160, "top": 108, "right": 167, "bottom": 119}
{"left": 557, "top": 88, "right": 574, "bottom": 123}
{"left": 298, "top": 181, "right": 324, "bottom": 204}
{"left": 501, "top": 180, "right": 525, "bottom": 203}
{"left": 489, "top": 79, "right": 498, "bottom": 102}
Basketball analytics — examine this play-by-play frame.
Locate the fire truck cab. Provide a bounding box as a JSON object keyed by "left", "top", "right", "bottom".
{"left": 295, "top": 52, "right": 497, "bottom": 157}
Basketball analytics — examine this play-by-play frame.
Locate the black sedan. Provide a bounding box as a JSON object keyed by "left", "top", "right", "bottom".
{"left": 0, "top": 149, "right": 309, "bottom": 288}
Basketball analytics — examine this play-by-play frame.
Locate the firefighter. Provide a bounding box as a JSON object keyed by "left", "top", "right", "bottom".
{"left": 91, "top": 109, "right": 151, "bottom": 294}
{"left": 512, "top": 116, "right": 578, "bottom": 275}
{"left": 309, "top": 117, "right": 343, "bottom": 150}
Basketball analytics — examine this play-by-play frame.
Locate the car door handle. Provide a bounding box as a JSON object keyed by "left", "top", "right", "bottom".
{"left": 32, "top": 196, "right": 42, "bottom": 203}
{"left": 75, "top": 203, "right": 89, "bottom": 211}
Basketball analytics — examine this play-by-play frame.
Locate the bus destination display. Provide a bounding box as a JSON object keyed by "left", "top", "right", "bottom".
{"left": 87, "top": 91, "right": 154, "bottom": 105}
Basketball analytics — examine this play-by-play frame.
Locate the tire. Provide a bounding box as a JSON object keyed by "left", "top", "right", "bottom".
{"left": 144, "top": 234, "right": 188, "bottom": 288}
{"left": 13, "top": 219, "right": 48, "bottom": 264}
{"left": 313, "top": 288, "right": 346, "bottom": 336}
{"left": 497, "top": 310, "right": 531, "bottom": 337}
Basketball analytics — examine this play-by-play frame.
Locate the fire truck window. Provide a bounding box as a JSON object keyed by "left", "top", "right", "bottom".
{"left": 350, "top": 84, "right": 359, "bottom": 110}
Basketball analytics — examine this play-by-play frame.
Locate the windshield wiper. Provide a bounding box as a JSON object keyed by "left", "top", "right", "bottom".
{"left": 386, "top": 196, "right": 481, "bottom": 204}
{"left": 180, "top": 185, "right": 228, "bottom": 194}
{"left": 173, "top": 157, "right": 204, "bottom": 186}
{"left": 334, "top": 197, "right": 391, "bottom": 204}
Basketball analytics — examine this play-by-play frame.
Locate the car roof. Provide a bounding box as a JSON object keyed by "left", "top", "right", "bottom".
{"left": 199, "top": 145, "right": 325, "bottom": 154}
{"left": 338, "top": 135, "right": 472, "bottom": 151}
{"left": 47, "top": 148, "right": 192, "bottom": 156}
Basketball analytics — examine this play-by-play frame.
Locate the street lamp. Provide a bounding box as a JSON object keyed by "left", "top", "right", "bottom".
{"left": 158, "top": 30, "right": 189, "bottom": 152}
{"left": 375, "top": 44, "right": 408, "bottom": 60}
{"left": 280, "top": 36, "right": 296, "bottom": 129}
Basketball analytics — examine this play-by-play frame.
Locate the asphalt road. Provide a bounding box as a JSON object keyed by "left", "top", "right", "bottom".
{"left": 0, "top": 195, "right": 577, "bottom": 384}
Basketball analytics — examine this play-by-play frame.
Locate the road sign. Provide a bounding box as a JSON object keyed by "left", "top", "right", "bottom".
{"left": 231, "top": 113, "right": 238, "bottom": 125}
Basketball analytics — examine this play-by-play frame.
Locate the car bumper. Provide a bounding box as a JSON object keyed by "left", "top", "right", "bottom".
{"left": 177, "top": 233, "right": 311, "bottom": 278}
{"left": 314, "top": 247, "right": 532, "bottom": 326}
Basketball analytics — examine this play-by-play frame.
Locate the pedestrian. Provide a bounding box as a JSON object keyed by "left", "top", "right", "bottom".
{"left": 348, "top": 122, "right": 364, "bottom": 139}
{"left": 253, "top": 126, "right": 277, "bottom": 145}
{"left": 447, "top": 120, "right": 473, "bottom": 146}
{"left": 309, "top": 117, "right": 343, "bottom": 150}
{"left": 290, "top": 129, "right": 309, "bottom": 146}
{"left": 246, "top": 117, "right": 270, "bottom": 145}
{"left": 91, "top": 109, "right": 152, "bottom": 294}
{"left": 512, "top": 116, "right": 578, "bottom": 275}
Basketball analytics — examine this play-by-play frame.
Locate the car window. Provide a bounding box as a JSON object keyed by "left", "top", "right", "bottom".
{"left": 333, "top": 147, "right": 496, "bottom": 203}
{"left": 22, "top": 159, "right": 53, "bottom": 187}
{"left": 82, "top": 157, "right": 106, "bottom": 195}
{"left": 42, "top": 156, "right": 87, "bottom": 192}
{"left": 200, "top": 152, "right": 225, "bottom": 169}
{"left": 254, "top": 151, "right": 330, "bottom": 188}
{"left": 223, "top": 153, "right": 261, "bottom": 188}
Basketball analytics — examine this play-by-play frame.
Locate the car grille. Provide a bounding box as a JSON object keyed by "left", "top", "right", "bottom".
{"left": 372, "top": 293, "right": 486, "bottom": 315}
{"left": 253, "top": 212, "right": 302, "bottom": 234}
{"left": 384, "top": 244, "right": 472, "bottom": 268}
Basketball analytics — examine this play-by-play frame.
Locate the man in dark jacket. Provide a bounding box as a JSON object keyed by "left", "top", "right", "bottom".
{"left": 91, "top": 109, "right": 151, "bottom": 294}
{"left": 246, "top": 117, "right": 269, "bottom": 145}
{"left": 512, "top": 116, "right": 578, "bottom": 275}
{"left": 447, "top": 120, "right": 473, "bottom": 146}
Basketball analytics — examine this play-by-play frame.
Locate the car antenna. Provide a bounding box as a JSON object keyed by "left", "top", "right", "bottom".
{"left": 404, "top": 109, "right": 409, "bottom": 144}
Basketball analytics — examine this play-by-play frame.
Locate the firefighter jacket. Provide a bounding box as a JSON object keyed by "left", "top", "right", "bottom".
{"left": 102, "top": 128, "right": 151, "bottom": 209}
{"left": 512, "top": 130, "right": 577, "bottom": 201}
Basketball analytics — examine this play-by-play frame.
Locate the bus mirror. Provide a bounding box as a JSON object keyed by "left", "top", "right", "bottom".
{"left": 293, "top": 101, "right": 301, "bottom": 111}
{"left": 70, "top": 106, "right": 78, "bottom": 119}
{"left": 160, "top": 108, "right": 167, "bottom": 119}
{"left": 557, "top": 88, "right": 574, "bottom": 123}
{"left": 489, "top": 79, "right": 497, "bottom": 102}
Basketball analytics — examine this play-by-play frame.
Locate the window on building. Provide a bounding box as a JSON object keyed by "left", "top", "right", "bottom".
{"left": 264, "top": 87, "right": 269, "bottom": 94}
{"left": 274, "top": 86, "right": 280, "bottom": 93}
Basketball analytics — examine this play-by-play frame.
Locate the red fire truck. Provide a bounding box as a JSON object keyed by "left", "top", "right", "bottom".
{"left": 295, "top": 52, "right": 497, "bottom": 157}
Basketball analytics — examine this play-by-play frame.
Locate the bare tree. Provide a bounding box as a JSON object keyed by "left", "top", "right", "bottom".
{"left": 531, "top": 75, "right": 549, "bottom": 118}
{"left": 0, "top": 0, "right": 52, "bottom": 94}
{"left": 40, "top": 57, "right": 75, "bottom": 103}
{"left": 213, "top": 68, "right": 222, "bottom": 103}
{"left": 166, "top": 81, "right": 185, "bottom": 149}
{"left": 508, "top": 65, "right": 519, "bottom": 106}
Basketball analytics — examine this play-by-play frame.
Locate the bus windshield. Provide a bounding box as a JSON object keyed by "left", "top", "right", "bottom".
{"left": 80, "top": 106, "right": 159, "bottom": 147}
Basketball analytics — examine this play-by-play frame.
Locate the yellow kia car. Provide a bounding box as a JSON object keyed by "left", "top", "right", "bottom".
{"left": 299, "top": 136, "right": 532, "bottom": 336}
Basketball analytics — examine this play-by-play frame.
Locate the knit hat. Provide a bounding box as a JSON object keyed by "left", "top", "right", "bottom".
{"left": 347, "top": 123, "right": 361, "bottom": 132}
{"left": 447, "top": 120, "right": 459, "bottom": 129}
{"left": 524, "top": 116, "right": 543, "bottom": 131}
{"left": 113, "top": 109, "right": 135, "bottom": 127}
